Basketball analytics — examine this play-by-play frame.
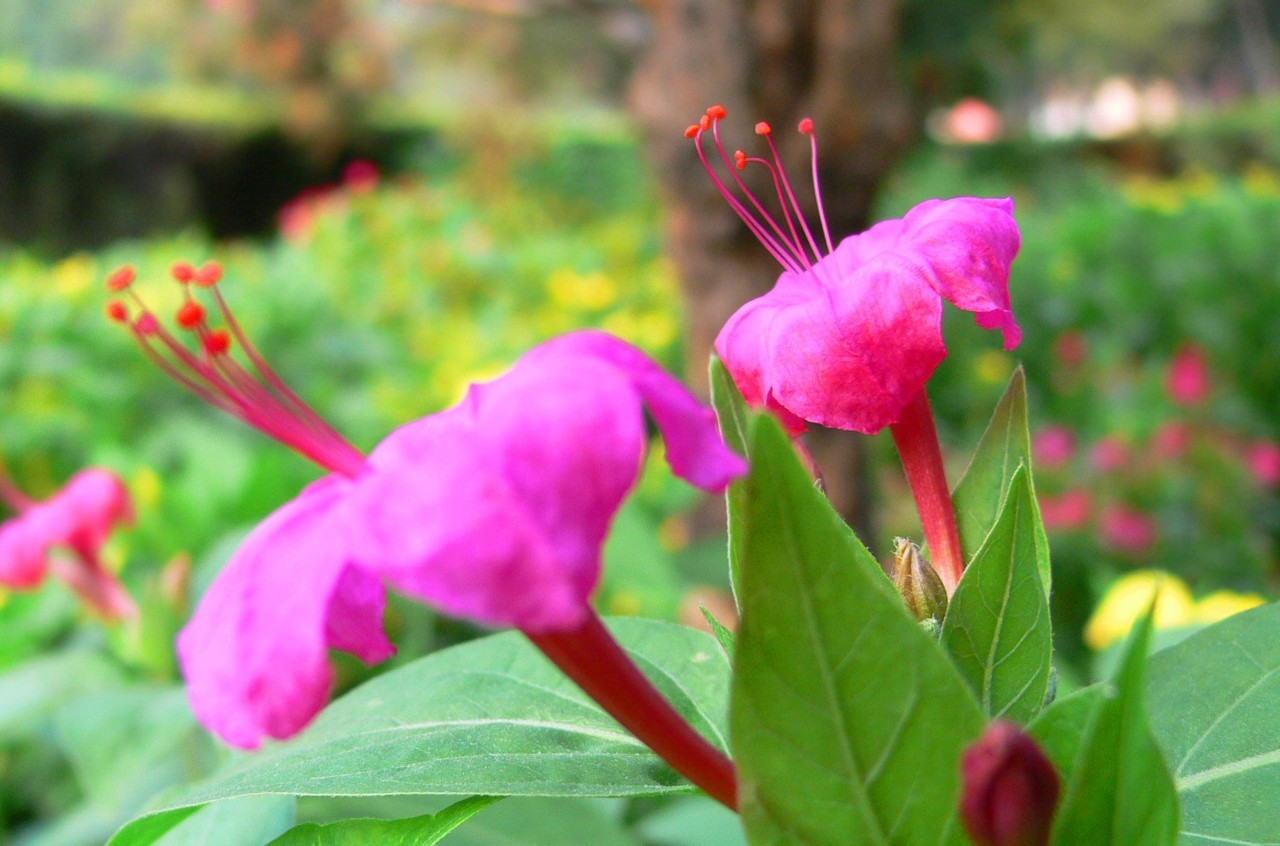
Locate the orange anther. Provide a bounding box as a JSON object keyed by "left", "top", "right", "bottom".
{"left": 195, "top": 262, "right": 223, "bottom": 287}
{"left": 699, "top": 115, "right": 712, "bottom": 131}
{"left": 798, "top": 117, "right": 814, "bottom": 134}
{"left": 706, "top": 104, "right": 727, "bottom": 120}
{"left": 171, "top": 262, "right": 196, "bottom": 283}
{"left": 176, "top": 301, "right": 206, "bottom": 329}
{"left": 105, "top": 301, "right": 129, "bottom": 323}
{"left": 734, "top": 150, "right": 747, "bottom": 169}
{"left": 204, "top": 329, "right": 231, "bottom": 356}
{"left": 684, "top": 124, "right": 701, "bottom": 139}
{"left": 106, "top": 265, "right": 137, "bottom": 292}
{"left": 754, "top": 122, "right": 772, "bottom": 136}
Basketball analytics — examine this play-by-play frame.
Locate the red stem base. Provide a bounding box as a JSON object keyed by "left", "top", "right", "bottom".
{"left": 889, "top": 389, "right": 965, "bottom": 594}
{"left": 527, "top": 612, "right": 738, "bottom": 810}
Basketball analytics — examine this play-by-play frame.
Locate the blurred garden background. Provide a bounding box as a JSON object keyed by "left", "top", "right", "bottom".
{"left": 1, "top": 0, "right": 1279, "bottom": 843}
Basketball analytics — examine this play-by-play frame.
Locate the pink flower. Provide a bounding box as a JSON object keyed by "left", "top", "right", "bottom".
{"left": 1247, "top": 440, "right": 1280, "bottom": 487}
{"left": 1052, "top": 330, "right": 1088, "bottom": 369}
{"left": 108, "top": 265, "right": 745, "bottom": 748}
{"left": 1031, "top": 426, "right": 1076, "bottom": 470}
{"left": 342, "top": 160, "right": 379, "bottom": 194}
{"left": 0, "top": 468, "right": 137, "bottom": 620}
{"left": 1099, "top": 504, "right": 1157, "bottom": 554}
{"left": 1149, "top": 421, "right": 1193, "bottom": 461}
{"left": 1037, "top": 490, "right": 1092, "bottom": 531}
{"left": 960, "top": 721, "right": 1060, "bottom": 846}
{"left": 1165, "top": 344, "right": 1212, "bottom": 406}
{"left": 688, "top": 107, "right": 1021, "bottom": 435}
{"left": 1088, "top": 436, "right": 1131, "bottom": 473}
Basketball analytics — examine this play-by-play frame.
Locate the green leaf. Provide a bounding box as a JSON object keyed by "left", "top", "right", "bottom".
{"left": 733, "top": 415, "right": 986, "bottom": 846}
{"left": 1051, "top": 610, "right": 1179, "bottom": 845}
{"left": 1028, "top": 683, "right": 1108, "bottom": 786}
{"left": 709, "top": 355, "right": 752, "bottom": 601}
{"left": 951, "top": 368, "right": 1051, "bottom": 597}
{"left": 444, "top": 797, "right": 641, "bottom": 846}
{"left": 109, "top": 797, "right": 294, "bottom": 846}
{"left": 941, "top": 466, "right": 1052, "bottom": 723}
{"left": 111, "top": 618, "right": 729, "bottom": 840}
{"left": 1148, "top": 603, "right": 1280, "bottom": 845}
{"left": 0, "top": 648, "right": 123, "bottom": 741}
{"left": 266, "top": 796, "right": 500, "bottom": 846}
{"left": 699, "top": 605, "right": 735, "bottom": 659}
{"left": 54, "top": 686, "right": 208, "bottom": 812}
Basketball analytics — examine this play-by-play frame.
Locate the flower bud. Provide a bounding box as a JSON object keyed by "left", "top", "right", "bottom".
{"left": 960, "top": 721, "right": 1060, "bottom": 846}
{"left": 891, "top": 538, "right": 948, "bottom": 622}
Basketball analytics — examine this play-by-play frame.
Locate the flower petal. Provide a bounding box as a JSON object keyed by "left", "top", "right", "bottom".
{"left": 895, "top": 197, "right": 1021, "bottom": 349}
{"left": 177, "top": 476, "right": 390, "bottom": 749}
{"left": 527, "top": 330, "right": 748, "bottom": 490}
{"left": 354, "top": 412, "right": 587, "bottom": 633}
{"left": 0, "top": 515, "right": 50, "bottom": 587}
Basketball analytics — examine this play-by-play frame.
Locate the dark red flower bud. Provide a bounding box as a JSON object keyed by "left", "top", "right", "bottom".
{"left": 960, "top": 721, "right": 1060, "bottom": 846}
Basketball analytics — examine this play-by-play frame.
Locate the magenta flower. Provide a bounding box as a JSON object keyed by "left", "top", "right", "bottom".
{"left": 1099, "top": 504, "right": 1157, "bottom": 555}
{"left": 1031, "top": 426, "right": 1076, "bottom": 470}
{"left": 1037, "top": 490, "right": 1092, "bottom": 532}
{"left": 1165, "top": 344, "right": 1212, "bottom": 407}
{"left": 108, "top": 264, "right": 745, "bottom": 808}
{"left": 0, "top": 467, "right": 137, "bottom": 620}
{"left": 1088, "top": 436, "right": 1131, "bottom": 474}
{"left": 687, "top": 108, "right": 1020, "bottom": 436}
{"left": 1246, "top": 440, "right": 1280, "bottom": 487}
{"left": 687, "top": 105, "right": 1019, "bottom": 591}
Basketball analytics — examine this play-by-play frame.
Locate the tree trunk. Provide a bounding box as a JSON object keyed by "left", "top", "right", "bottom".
{"left": 627, "top": 0, "right": 911, "bottom": 539}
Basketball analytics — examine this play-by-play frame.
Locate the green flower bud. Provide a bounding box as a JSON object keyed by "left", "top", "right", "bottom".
{"left": 892, "top": 538, "right": 948, "bottom": 622}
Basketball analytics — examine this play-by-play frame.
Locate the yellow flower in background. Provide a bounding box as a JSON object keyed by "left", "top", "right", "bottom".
{"left": 130, "top": 466, "right": 163, "bottom": 511}
{"left": 52, "top": 253, "right": 98, "bottom": 299}
{"left": 547, "top": 268, "right": 618, "bottom": 312}
{"left": 1241, "top": 162, "right": 1280, "bottom": 200}
{"left": 1084, "top": 570, "right": 1194, "bottom": 651}
{"left": 1193, "top": 590, "right": 1266, "bottom": 625}
{"left": 974, "top": 350, "right": 1013, "bottom": 385}
{"left": 1086, "top": 570, "right": 1270, "bottom": 651}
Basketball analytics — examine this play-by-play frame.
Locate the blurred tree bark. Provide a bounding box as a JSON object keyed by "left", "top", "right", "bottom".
{"left": 628, "top": 0, "right": 912, "bottom": 539}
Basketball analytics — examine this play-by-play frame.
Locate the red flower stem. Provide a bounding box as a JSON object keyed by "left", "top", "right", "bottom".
{"left": 889, "top": 389, "right": 964, "bottom": 594}
{"left": 526, "top": 611, "right": 738, "bottom": 811}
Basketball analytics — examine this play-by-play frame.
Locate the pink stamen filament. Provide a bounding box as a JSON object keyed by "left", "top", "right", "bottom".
{"left": 760, "top": 131, "right": 825, "bottom": 264}
{"left": 691, "top": 132, "right": 803, "bottom": 274}
{"left": 707, "top": 121, "right": 811, "bottom": 270}
{"left": 0, "top": 472, "right": 34, "bottom": 512}
{"left": 736, "top": 154, "right": 809, "bottom": 268}
{"left": 806, "top": 131, "right": 834, "bottom": 254}
{"left": 122, "top": 285, "right": 365, "bottom": 479}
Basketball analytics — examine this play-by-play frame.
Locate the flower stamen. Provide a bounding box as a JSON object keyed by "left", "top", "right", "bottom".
{"left": 105, "top": 263, "right": 365, "bottom": 478}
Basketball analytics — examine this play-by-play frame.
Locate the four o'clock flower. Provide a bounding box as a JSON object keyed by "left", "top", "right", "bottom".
{"left": 687, "top": 105, "right": 1021, "bottom": 591}
{"left": 0, "top": 466, "right": 137, "bottom": 621}
{"left": 105, "top": 264, "right": 745, "bottom": 808}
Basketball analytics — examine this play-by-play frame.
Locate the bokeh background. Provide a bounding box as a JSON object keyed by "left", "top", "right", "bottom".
{"left": 1, "top": 0, "right": 1279, "bottom": 843}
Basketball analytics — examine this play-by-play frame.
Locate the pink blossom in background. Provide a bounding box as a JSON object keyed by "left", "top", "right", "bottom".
{"left": 1099, "top": 504, "right": 1157, "bottom": 554}
{"left": 689, "top": 109, "right": 1021, "bottom": 435}
{"left": 1247, "top": 440, "right": 1280, "bottom": 486}
{"left": 109, "top": 262, "right": 748, "bottom": 750}
{"left": 1038, "top": 490, "right": 1093, "bottom": 531}
{"left": 1052, "top": 330, "right": 1088, "bottom": 369}
{"left": 1165, "top": 344, "right": 1212, "bottom": 406}
{"left": 0, "top": 468, "right": 137, "bottom": 620}
{"left": 1032, "top": 426, "right": 1076, "bottom": 470}
{"left": 1149, "top": 421, "right": 1193, "bottom": 461}
{"left": 342, "top": 160, "right": 379, "bottom": 194}
{"left": 1089, "top": 436, "right": 1131, "bottom": 473}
